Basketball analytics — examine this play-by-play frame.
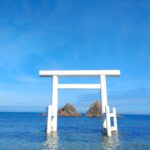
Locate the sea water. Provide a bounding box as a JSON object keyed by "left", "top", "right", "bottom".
{"left": 0, "top": 112, "right": 150, "bottom": 150}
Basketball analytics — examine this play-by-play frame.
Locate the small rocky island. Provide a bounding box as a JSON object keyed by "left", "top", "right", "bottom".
{"left": 58, "top": 103, "right": 81, "bottom": 116}
{"left": 41, "top": 101, "right": 120, "bottom": 117}
{"left": 86, "top": 101, "right": 102, "bottom": 117}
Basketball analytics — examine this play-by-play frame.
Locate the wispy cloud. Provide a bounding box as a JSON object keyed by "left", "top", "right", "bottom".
{"left": 74, "top": 87, "right": 150, "bottom": 114}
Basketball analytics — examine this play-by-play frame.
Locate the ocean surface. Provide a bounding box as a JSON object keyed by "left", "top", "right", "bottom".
{"left": 0, "top": 113, "right": 150, "bottom": 150}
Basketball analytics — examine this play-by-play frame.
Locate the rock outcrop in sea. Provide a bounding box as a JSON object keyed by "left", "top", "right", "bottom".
{"left": 86, "top": 101, "right": 102, "bottom": 117}
{"left": 58, "top": 103, "right": 81, "bottom": 116}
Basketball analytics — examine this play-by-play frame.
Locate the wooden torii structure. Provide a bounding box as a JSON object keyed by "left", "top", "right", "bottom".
{"left": 39, "top": 70, "right": 120, "bottom": 136}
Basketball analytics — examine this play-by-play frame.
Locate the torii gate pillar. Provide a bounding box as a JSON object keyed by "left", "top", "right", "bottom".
{"left": 51, "top": 75, "right": 58, "bottom": 131}
{"left": 47, "top": 76, "right": 58, "bottom": 133}
{"left": 39, "top": 70, "right": 120, "bottom": 136}
{"left": 100, "top": 75, "right": 108, "bottom": 129}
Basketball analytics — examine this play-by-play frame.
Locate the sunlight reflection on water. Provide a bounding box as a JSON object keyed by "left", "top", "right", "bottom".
{"left": 42, "top": 131, "right": 120, "bottom": 150}
{"left": 43, "top": 132, "right": 58, "bottom": 150}
{"left": 102, "top": 133, "right": 120, "bottom": 150}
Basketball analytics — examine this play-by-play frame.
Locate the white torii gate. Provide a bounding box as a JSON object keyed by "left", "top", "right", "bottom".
{"left": 39, "top": 70, "right": 120, "bottom": 136}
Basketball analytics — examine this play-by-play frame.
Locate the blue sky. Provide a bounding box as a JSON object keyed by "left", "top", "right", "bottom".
{"left": 0, "top": 0, "right": 149, "bottom": 114}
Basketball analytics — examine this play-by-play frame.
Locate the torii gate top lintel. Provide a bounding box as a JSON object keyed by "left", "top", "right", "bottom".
{"left": 39, "top": 70, "right": 120, "bottom": 77}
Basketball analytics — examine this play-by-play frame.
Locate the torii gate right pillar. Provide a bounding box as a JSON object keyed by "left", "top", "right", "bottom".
{"left": 100, "top": 75, "right": 108, "bottom": 130}
{"left": 100, "top": 75, "right": 118, "bottom": 136}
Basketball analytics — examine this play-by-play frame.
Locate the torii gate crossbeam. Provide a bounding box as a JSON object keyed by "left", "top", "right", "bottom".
{"left": 39, "top": 70, "right": 120, "bottom": 137}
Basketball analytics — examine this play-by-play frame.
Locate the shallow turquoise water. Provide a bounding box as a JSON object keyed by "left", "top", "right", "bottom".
{"left": 0, "top": 113, "right": 150, "bottom": 150}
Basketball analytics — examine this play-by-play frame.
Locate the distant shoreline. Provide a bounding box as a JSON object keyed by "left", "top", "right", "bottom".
{"left": 0, "top": 112, "right": 150, "bottom": 116}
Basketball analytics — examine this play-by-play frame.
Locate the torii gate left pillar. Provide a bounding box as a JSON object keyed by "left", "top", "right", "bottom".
{"left": 51, "top": 76, "right": 58, "bottom": 132}
{"left": 39, "top": 70, "right": 120, "bottom": 136}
